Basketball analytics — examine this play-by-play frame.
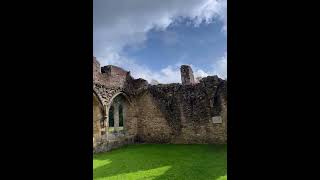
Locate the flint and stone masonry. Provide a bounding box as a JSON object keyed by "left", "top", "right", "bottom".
{"left": 93, "top": 56, "right": 227, "bottom": 153}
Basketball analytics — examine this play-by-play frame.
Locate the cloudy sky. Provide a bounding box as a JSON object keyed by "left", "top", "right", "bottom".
{"left": 94, "top": 0, "right": 227, "bottom": 83}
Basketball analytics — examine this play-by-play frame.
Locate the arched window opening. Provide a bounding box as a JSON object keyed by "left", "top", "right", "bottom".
{"left": 107, "top": 93, "right": 128, "bottom": 134}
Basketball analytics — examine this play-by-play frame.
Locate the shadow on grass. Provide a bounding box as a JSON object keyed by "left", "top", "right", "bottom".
{"left": 93, "top": 144, "right": 226, "bottom": 180}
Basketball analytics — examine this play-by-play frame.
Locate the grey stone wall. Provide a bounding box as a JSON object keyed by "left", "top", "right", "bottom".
{"left": 139, "top": 75, "right": 227, "bottom": 144}
{"left": 135, "top": 91, "right": 174, "bottom": 143}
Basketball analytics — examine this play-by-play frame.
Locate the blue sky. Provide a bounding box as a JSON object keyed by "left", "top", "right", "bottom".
{"left": 94, "top": 0, "right": 227, "bottom": 83}
{"left": 123, "top": 19, "right": 226, "bottom": 73}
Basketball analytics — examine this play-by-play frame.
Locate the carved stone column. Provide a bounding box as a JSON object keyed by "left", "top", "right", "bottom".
{"left": 103, "top": 106, "right": 108, "bottom": 140}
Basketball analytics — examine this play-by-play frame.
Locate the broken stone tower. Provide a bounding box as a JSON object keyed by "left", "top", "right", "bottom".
{"left": 180, "top": 65, "right": 195, "bottom": 85}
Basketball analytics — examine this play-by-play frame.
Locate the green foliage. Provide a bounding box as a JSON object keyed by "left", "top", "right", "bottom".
{"left": 93, "top": 144, "right": 227, "bottom": 180}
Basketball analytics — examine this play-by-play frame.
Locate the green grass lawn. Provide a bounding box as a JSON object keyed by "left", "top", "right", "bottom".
{"left": 93, "top": 144, "right": 227, "bottom": 180}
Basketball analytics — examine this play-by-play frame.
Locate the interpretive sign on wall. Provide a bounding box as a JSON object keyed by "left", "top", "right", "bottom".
{"left": 212, "top": 116, "right": 222, "bottom": 124}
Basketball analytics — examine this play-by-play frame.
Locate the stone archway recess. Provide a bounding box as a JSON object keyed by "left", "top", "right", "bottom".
{"left": 93, "top": 83, "right": 133, "bottom": 139}
{"left": 106, "top": 91, "right": 131, "bottom": 113}
{"left": 106, "top": 92, "right": 132, "bottom": 134}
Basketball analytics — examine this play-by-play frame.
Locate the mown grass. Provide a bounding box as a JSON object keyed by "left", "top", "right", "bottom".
{"left": 93, "top": 144, "right": 227, "bottom": 180}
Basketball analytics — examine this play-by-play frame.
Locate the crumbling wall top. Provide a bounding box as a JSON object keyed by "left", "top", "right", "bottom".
{"left": 93, "top": 57, "right": 149, "bottom": 94}
{"left": 101, "top": 65, "right": 129, "bottom": 77}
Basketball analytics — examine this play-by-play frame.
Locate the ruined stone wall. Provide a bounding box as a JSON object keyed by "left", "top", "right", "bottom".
{"left": 135, "top": 91, "right": 174, "bottom": 143}
{"left": 93, "top": 57, "right": 129, "bottom": 88}
{"left": 93, "top": 56, "right": 102, "bottom": 84}
{"left": 93, "top": 94, "right": 104, "bottom": 147}
{"left": 134, "top": 75, "right": 227, "bottom": 144}
{"left": 100, "top": 65, "right": 131, "bottom": 88}
{"left": 93, "top": 57, "right": 227, "bottom": 153}
{"left": 122, "top": 99, "right": 139, "bottom": 136}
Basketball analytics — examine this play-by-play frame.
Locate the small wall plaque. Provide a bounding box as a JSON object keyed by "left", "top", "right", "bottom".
{"left": 212, "top": 116, "right": 222, "bottom": 124}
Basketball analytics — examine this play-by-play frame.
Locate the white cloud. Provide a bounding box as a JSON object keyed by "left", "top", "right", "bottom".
{"left": 213, "top": 52, "right": 227, "bottom": 79}
{"left": 94, "top": 0, "right": 227, "bottom": 57}
{"left": 194, "top": 69, "right": 210, "bottom": 78}
{"left": 192, "top": 52, "right": 228, "bottom": 80}
{"left": 94, "top": 0, "right": 227, "bottom": 83}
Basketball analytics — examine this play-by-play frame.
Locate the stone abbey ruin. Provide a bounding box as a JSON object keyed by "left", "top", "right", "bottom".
{"left": 93, "top": 56, "right": 227, "bottom": 153}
